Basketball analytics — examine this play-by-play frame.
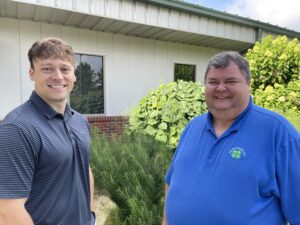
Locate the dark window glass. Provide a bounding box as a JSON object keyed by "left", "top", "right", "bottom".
{"left": 174, "top": 63, "right": 196, "bottom": 82}
{"left": 70, "top": 54, "right": 104, "bottom": 114}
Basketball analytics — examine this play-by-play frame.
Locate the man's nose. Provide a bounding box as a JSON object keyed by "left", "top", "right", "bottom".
{"left": 52, "top": 68, "right": 64, "bottom": 80}
{"left": 216, "top": 83, "right": 227, "bottom": 91}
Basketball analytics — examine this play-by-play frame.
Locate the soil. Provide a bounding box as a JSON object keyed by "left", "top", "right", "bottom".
{"left": 94, "top": 189, "right": 117, "bottom": 225}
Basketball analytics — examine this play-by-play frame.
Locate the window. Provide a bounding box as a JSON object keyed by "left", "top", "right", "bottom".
{"left": 70, "top": 54, "right": 104, "bottom": 114}
{"left": 174, "top": 63, "right": 196, "bottom": 82}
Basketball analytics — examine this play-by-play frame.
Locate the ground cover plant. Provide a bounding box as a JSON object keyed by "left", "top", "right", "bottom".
{"left": 90, "top": 129, "right": 173, "bottom": 225}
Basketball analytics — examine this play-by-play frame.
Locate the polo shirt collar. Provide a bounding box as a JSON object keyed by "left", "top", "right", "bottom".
{"left": 206, "top": 97, "right": 253, "bottom": 134}
{"left": 29, "top": 91, "right": 74, "bottom": 119}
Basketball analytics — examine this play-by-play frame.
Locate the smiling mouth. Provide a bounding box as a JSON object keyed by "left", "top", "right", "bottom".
{"left": 48, "top": 85, "right": 67, "bottom": 88}
{"left": 215, "top": 96, "right": 229, "bottom": 99}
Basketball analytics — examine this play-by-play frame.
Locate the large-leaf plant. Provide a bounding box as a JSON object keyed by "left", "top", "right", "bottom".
{"left": 129, "top": 80, "right": 207, "bottom": 148}
{"left": 253, "top": 80, "right": 300, "bottom": 119}
{"left": 246, "top": 35, "right": 300, "bottom": 91}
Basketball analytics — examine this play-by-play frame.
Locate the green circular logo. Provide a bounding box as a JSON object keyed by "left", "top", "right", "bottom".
{"left": 229, "top": 147, "right": 245, "bottom": 160}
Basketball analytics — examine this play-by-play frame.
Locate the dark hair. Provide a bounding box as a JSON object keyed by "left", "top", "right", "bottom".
{"left": 28, "top": 37, "right": 75, "bottom": 69}
{"left": 204, "top": 51, "right": 250, "bottom": 82}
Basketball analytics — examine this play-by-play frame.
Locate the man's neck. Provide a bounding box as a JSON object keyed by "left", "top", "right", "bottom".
{"left": 50, "top": 103, "right": 66, "bottom": 115}
{"left": 213, "top": 118, "right": 234, "bottom": 137}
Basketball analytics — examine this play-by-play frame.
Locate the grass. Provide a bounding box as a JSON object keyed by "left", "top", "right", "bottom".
{"left": 90, "top": 129, "right": 173, "bottom": 225}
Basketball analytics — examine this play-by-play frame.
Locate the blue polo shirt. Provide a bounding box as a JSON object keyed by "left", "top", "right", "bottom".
{"left": 165, "top": 99, "right": 300, "bottom": 225}
{"left": 0, "top": 92, "right": 93, "bottom": 225}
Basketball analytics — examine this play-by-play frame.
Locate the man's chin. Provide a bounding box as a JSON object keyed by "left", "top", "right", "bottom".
{"left": 212, "top": 103, "right": 231, "bottom": 110}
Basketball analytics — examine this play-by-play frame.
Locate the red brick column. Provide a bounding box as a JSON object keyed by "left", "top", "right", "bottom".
{"left": 87, "top": 116, "right": 128, "bottom": 138}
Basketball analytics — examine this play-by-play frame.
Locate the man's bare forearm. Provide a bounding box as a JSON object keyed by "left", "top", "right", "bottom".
{"left": 89, "top": 167, "right": 95, "bottom": 212}
{"left": 162, "top": 184, "right": 168, "bottom": 225}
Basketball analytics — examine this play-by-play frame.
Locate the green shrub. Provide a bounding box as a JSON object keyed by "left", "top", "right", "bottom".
{"left": 290, "top": 118, "right": 300, "bottom": 131}
{"left": 246, "top": 35, "right": 300, "bottom": 91}
{"left": 90, "top": 129, "right": 173, "bottom": 225}
{"left": 253, "top": 80, "right": 300, "bottom": 120}
{"left": 129, "top": 80, "right": 207, "bottom": 148}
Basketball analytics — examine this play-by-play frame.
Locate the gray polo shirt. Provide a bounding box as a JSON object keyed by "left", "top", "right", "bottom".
{"left": 0, "top": 91, "right": 93, "bottom": 225}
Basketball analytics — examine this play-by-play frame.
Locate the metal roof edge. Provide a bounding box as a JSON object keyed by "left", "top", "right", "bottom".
{"left": 137, "top": 0, "right": 300, "bottom": 38}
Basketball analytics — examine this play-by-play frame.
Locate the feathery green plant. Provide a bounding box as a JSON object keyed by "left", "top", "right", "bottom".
{"left": 90, "top": 129, "right": 173, "bottom": 225}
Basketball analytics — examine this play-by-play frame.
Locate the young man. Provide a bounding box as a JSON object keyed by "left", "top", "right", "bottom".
{"left": 0, "top": 37, "right": 95, "bottom": 225}
{"left": 162, "top": 51, "right": 300, "bottom": 225}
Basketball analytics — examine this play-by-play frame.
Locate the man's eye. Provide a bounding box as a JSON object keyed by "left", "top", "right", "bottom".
{"left": 61, "top": 68, "right": 71, "bottom": 73}
{"left": 226, "top": 80, "right": 237, "bottom": 84}
{"left": 42, "top": 67, "right": 52, "bottom": 72}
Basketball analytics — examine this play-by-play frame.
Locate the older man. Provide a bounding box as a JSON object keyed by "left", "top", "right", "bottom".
{"left": 162, "top": 51, "right": 300, "bottom": 225}
{"left": 0, "top": 37, "right": 95, "bottom": 225}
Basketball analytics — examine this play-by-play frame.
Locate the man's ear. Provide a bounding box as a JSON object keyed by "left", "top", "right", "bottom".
{"left": 247, "top": 79, "right": 251, "bottom": 86}
{"left": 29, "top": 68, "right": 34, "bottom": 81}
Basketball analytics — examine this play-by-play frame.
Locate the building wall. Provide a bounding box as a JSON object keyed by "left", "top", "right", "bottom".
{"left": 14, "top": 0, "right": 256, "bottom": 43}
{"left": 87, "top": 115, "right": 128, "bottom": 137}
{"left": 0, "top": 17, "right": 218, "bottom": 119}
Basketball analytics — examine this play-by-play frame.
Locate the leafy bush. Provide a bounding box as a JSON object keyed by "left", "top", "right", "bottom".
{"left": 129, "top": 80, "right": 207, "bottom": 148}
{"left": 253, "top": 80, "right": 300, "bottom": 119}
{"left": 292, "top": 119, "right": 300, "bottom": 131}
{"left": 90, "top": 129, "right": 173, "bottom": 225}
{"left": 246, "top": 35, "right": 300, "bottom": 91}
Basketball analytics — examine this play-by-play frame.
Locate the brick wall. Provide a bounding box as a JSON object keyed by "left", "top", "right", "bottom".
{"left": 87, "top": 116, "right": 129, "bottom": 138}
{"left": 1, "top": 116, "right": 129, "bottom": 138}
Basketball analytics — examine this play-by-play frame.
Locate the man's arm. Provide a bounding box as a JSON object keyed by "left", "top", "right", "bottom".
{"left": 0, "top": 198, "right": 34, "bottom": 225}
{"left": 162, "top": 184, "right": 168, "bottom": 225}
{"left": 89, "top": 167, "right": 95, "bottom": 213}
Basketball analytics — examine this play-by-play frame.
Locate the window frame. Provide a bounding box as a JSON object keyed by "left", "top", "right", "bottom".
{"left": 69, "top": 52, "right": 106, "bottom": 116}
{"left": 173, "top": 62, "right": 197, "bottom": 82}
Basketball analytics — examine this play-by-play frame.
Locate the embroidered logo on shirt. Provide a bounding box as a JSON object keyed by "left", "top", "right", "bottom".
{"left": 229, "top": 147, "right": 245, "bottom": 159}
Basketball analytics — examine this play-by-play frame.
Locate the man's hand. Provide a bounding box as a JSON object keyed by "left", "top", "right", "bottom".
{"left": 0, "top": 198, "right": 34, "bottom": 225}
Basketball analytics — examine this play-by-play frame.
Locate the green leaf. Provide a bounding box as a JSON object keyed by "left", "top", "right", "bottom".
{"left": 158, "top": 122, "right": 168, "bottom": 130}
{"left": 148, "top": 118, "right": 158, "bottom": 125}
{"left": 145, "top": 125, "right": 157, "bottom": 136}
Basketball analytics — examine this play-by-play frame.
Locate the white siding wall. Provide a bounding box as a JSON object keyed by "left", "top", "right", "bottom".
{"left": 0, "top": 18, "right": 22, "bottom": 118}
{"left": 14, "top": 0, "right": 256, "bottom": 43}
{"left": 0, "top": 17, "right": 218, "bottom": 119}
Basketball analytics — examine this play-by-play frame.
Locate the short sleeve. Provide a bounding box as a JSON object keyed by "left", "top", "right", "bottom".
{"left": 165, "top": 158, "right": 175, "bottom": 185}
{"left": 276, "top": 133, "right": 300, "bottom": 225}
{"left": 0, "top": 124, "right": 36, "bottom": 198}
{"left": 164, "top": 122, "right": 192, "bottom": 185}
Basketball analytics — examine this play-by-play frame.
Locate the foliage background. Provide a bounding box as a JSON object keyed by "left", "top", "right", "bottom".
{"left": 253, "top": 80, "right": 300, "bottom": 119}
{"left": 247, "top": 35, "right": 300, "bottom": 91}
{"left": 247, "top": 35, "right": 300, "bottom": 121}
{"left": 129, "top": 80, "right": 207, "bottom": 148}
{"left": 90, "top": 130, "right": 172, "bottom": 225}
{"left": 90, "top": 34, "right": 300, "bottom": 225}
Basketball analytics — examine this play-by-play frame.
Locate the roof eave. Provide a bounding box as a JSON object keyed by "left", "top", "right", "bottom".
{"left": 136, "top": 0, "right": 300, "bottom": 38}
